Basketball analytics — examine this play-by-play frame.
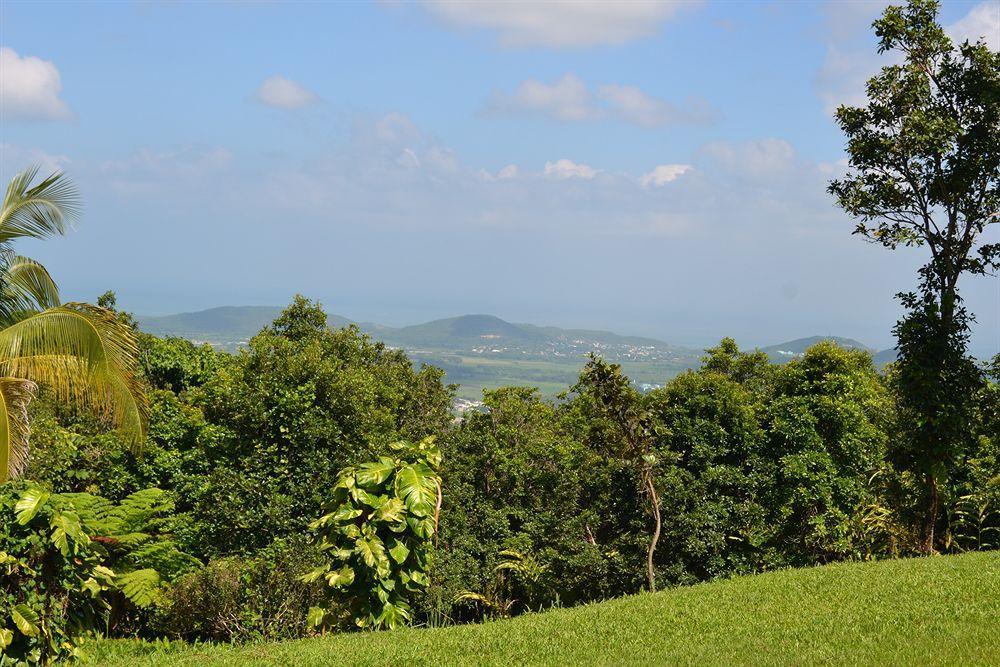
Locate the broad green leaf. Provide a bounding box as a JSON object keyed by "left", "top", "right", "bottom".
{"left": 395, "top": 463, "right": 438, "bottom": 517}
{"left": 50, "top": 511, "right": 88, "bottom": 556}
{"left": 0, "top": 627, "right": 13, "bottom": 649}
{"left": 407, "top": 516, "right": 435, "bottom": 539}
{"left": 332, "top": 506, "right": 363, "bottom": 522}
{"left": 352, "top": 488, "right": 387, "bottom": 508}
{"left": 388, "top": 538, "right": 410, "bottom": 564}
{"left": 309, "top": 512, "right": 337, "bottom": 529}
{"left": 375, "top": 601, "right": 410, "bottom": 629}
{"left": 300, "top": 566, "right": 327, "bottom": 583}
{"left": 325, "top": 565, "right": 355, "bottom": 588}
{"left": 11, "top": 605, "right": 39, "bottom": 637}
{"left": 15, "top": 487, "right": 50, "bottom": 525}
{"left": 338, "top": 524, "right": 360, "bottom": 539}
{"left": 354, "top": 536, "right": 389, "bottom": 571}
{"left": 356, "top": 458, "right": 395, "bottom": 488}
{"left": 307, "top": 606, "right": 327, "bottom": 628}
{"left": 81, "top": 577, "right": 103, "bottom": 596}
{"left": 375, "top": 498, "right": 405, "bottom": 523}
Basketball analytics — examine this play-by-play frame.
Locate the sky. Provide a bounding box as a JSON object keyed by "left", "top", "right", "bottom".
{"left": 1, "top": 0, "right": 998, "bottom": 354}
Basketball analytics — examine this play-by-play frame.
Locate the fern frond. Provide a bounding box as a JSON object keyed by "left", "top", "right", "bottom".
{"left": 116, "top": 568, "right": 162, "bottom": 608}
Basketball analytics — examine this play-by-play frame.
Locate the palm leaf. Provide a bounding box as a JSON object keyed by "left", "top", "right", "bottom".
{"left": 0, "top": 251, "right": 60, "bottom": 324}
{"left": 0, "top": 378, "right": 37, "bottom": 481}
{"left": 0, "top": 303, "right": 147, "bottom": 481}
{"left": 0, "top": 166, "right": 79, "bottom": 244}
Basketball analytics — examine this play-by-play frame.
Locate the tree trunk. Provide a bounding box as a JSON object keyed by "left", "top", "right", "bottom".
{"left": 922, "top": 471, "right": 939, "bottom": 554}
{"left": 643, "top": 468, "right": 661, "bottom": 592}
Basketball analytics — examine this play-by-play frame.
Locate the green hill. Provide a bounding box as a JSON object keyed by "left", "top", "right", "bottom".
{"left": 138, "top": 306, "right": 353, "bottom": 347}
{"left": 761, "top": 335, "right": 872, "bottom": 363}
{"left": 93, "top": 551, "right": 999, "bottom": 666}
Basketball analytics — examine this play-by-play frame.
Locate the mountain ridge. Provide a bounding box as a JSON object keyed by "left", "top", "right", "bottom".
{"left": 137, "top": 306, "right": 895, "bottom": 361}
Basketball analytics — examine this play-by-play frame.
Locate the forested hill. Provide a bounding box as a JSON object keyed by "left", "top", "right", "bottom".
{"left": 138, "top": 307, "right": 691, "bottom": 354}
{"left": 138, "top": 306, "right": 896, "bottom": 399}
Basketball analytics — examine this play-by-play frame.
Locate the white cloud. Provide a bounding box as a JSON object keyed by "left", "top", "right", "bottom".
{"left": 479, "top": 164, "right": 520, "bottom": 181}
{"left": 0, "top": 144, "right": 71, "bottom": 175}
{"left": 701, "top": 139, "right": 796, "bottom": 178}
{"left": 485, "top": 74, "right": 596, "bottom": 122}
{"left": 0, "top": 47, "right": 71, "bottom": 121}
{"left": 396, "top": 148, "right": 421, "bottom": 169}
{"left": 419, "top": 0, "right": 699, "bottom": 48}
{"left": 544, "top": 159, "right": 598, "bottom": 180}
{"left": 100, "top": 146, "right": 233, "bottom": 198}
{"left": 949, "top": 2, "right": 999, "bottom": 50}
{"left": 253, "top": 75, "right": 319, "bottom": 109}
{"left": 597, "top": 84, "right": 715, "bottom": 128}
{"left": 640, "top": 164, "right": 692, "bottom": 187}
{"left": 486, "top": 74, "right": 716, "bottom": 128}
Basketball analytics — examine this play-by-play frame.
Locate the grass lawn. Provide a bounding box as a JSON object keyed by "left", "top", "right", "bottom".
{"left": 91, "top": 551, "right": 999, "bottom": 666}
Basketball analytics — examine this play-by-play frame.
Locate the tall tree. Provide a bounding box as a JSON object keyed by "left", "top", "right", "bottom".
{"left": 0, "top": 166, "right": 148, "bottom": 482}
{"left": 576, "top": 356, "right": 663, "bottom": 592}
{"left": 828, "top": 0, "right": 999, "bottom": 552}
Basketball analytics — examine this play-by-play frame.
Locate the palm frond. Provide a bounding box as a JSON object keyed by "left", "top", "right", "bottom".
{"left": 0, "top": 303, "right": 147, "bottom": 463}
{"left": 0, "top": 251, "right": 60, "bottom": 324}
{"left": 0, "top": 166, "right": 80, "bottom": 244}
{"left": 0, "top": 378, "right": 37, "bottom": 482}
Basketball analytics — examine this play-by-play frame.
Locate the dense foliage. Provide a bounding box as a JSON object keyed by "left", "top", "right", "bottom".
{"left": 5, "top": 293, "right": 997, "bottom": 657}
{"left": 0, "top": 483, "right": 195, "bottom": 664}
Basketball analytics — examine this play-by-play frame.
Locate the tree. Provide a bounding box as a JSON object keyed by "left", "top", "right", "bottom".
{"left": 189, "top": 296, "right": 453, "bottom": 556}
{"left": 576, "top": 356, "right": 664, "bottom": 592}
{"left": 828, "top": 0, "right": 999, "bottom": 552}
{"left": 0, "top": 167, "right": 148, "bottom": 482}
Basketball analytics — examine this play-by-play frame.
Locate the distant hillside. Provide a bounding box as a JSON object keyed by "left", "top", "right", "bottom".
{"left": 139, "top": 307, "right": 692, "bottom": 355}
{"left": 375, "top": 314, "right": 548, "bottom": 349}
{"left": 761, "top": 336, "right": 872, "bottom": 363}
{"left": 371, "top": 314, "right": 679, "bottom": 352}
{"left": 872, "top": 348, "right": 899, "bottom": 365}
{"left": 138, "top": 306, "right": 903, "bottom": 398}
{"left": 139, "top": 306, "right": 352, "bottom": 344}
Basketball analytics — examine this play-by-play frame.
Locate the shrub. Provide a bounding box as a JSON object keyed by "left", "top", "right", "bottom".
{"left": 155, "top": 538, "right": 324, "bottom": 643}
{"left": 303, "top": 438, "right": 442, "bottom": 630}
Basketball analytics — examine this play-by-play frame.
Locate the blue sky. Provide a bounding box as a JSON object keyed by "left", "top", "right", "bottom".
{"left": 1, "top": 0, "right": 998, "bottom": 354}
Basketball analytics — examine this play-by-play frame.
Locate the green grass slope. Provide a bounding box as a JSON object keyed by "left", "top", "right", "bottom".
{"left": 93, "top": 552, "right": 999, "bottom": 666}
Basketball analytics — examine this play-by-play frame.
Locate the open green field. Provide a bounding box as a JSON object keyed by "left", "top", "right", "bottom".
{"left": 410, "top": 352, "right": 696, "bottom": 400}
{"left": 92, "top": 551, "right": 1000, "bottom": 666}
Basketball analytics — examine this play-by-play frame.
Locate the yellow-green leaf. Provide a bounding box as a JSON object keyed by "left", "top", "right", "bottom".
{"left": 14, "top": 487, "right": 49, "bottom": 525}
{"left": 11, "top": 604, "right": 39, "bottom": 637}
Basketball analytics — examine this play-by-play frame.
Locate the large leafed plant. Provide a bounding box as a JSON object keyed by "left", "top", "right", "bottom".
{"left": 303, "top": 437, "right": 441, "bottom": 630}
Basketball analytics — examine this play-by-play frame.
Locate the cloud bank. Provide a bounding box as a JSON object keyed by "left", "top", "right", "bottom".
{"left": 485, "top": 74, "right": 717, "bottom": 128}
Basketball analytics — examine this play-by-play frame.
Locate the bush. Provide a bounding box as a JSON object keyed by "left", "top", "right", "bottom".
{"left": 156, "top": 538, "right": 324, "bottom": 643}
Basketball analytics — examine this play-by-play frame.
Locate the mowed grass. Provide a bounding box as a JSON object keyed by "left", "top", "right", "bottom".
{"left": 92, "top": 551, "right": 999, "bottom": 666}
